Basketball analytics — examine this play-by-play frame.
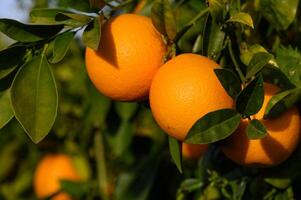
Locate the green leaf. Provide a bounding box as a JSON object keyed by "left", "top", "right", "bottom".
{"left": 246, "top": 52, "right": 273, "bottom": 79}
{"left": 227, "top": 12, "right": 254, "bottom": 28}
{"left": 113, "top": 121, "right": 134, "bottom": 157}
{"left": 275, "top": 46, "right": 301, "bottom": 87}
{"left": 246, "top": 119, "right": 267, "bottom": 139}
{"left": 11, "top": 55, "right": 58, "bottom": 143}
{"left": 259, "top": 0, "right": 299, "bottom": 30}
{"left": 0, "top": 45, "right": 26, "bottom": 79}
{"left": 264, "top": 178, "right": 291, "bottom": 190}
{"left": 178, "top": 179, "right": 203, "bottom": 193}
{"left": 49, "top": 31, "right": 75, "bottom": 64}
{"left": 208, "top": 0, "right": 226, "bottom": 22}
{"left": 60, "top": 180, "right": 90, "bottom": 197}
{"left": 240, "top": 44, "right": 268, "bottom": 66}
{"left": 264, "top": 88, "right": 301, "bottom": 119}
{"left": 82, "top": 16, "right": 102, "bottom": 50}
{"left": 114, "top": 102, "right": 138, "bottom": 121}
{"left": 0, "top": 90, "right": 14, "bottom": 129}
{"left": 185, "top": 109, "right": 241, "bottom": 144}
{"left": 261, "top": 66, "right": 295, "bottom": 90}
{"left": 214, "top": 68, "right": 241, "bottom": 98}
{"left": 168, "top": 136, "right": 182, "bottom": 173}
{"left": 203, "top": 15, "right": 225, "bottom": 60}
{"left": 0, "top": 19, "right": 63, "bottom": 42}
{"left": 236, "top": 75, "right": 264, "bottom": 117}
{"left": 30, "top": 8, "right": 92, "bottom": 27}
{"left": 151, "top": 0, "right": 177, "bottom": 41}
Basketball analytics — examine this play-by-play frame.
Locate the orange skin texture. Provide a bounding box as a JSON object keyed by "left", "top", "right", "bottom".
{"left": 221, "top": 83, "right": 301, "bottom": 167}
{"left": 182, "top": 143, "right": 209, "bottom": 160}
{"left": 34, "top": 154, "right": 81, "bottom": 200}
{"left": 85, "top": 14, "right": 166, "bottom": 101}
{"left": 150, "top": 53, "right": 233, "bottom": 141}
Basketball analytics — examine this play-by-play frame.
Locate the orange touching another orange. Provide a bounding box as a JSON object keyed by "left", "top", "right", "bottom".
{"left": 85, "top": 13, "right": 166, "bottom": 101}
{"left": 221, "top": 83, "right": 301, "bottom": 167}
{"left": 182, "top": 143, "right": 209, "bottom": 160}
{"left": 33, "top": 154, "right": 81, "bottom": 200}
{"left": 150, "top": 53, "right": 233, "bottom": 141}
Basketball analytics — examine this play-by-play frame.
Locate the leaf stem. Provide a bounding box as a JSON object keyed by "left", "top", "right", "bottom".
{"left": 94, "top": 130, "right": 110, "bottom": 200}
{"left": 227, "top": 39, "right": 246, "bottom": 85}
{"left": 41, "top": 43, "right": 49, "bottom": 57}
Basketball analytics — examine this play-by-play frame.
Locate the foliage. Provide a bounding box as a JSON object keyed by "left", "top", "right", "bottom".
{"left": 0, "top": 0, "right": 301, "bottom": 199}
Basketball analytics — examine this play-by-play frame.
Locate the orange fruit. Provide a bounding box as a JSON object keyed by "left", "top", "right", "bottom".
{"left": 182, "top": 143, "right": 208, "bottom": 160}
{"left": 150, "top": 53, "right": 233, "bottom": 141}
{"left": 85, "top": 14, "right": 166, "bottom": 101}
{"left": 33, "top": 154, "right": 81, "bottom": 200}
{"left": 221, "top": 83, "right": 301, "bottom": 167}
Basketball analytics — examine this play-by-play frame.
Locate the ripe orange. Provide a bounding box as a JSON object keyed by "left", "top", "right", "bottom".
{"left": 221, "top": 83, "right": 301, "bottom": 167}
{"left": 33, "top": 154, "right": 81, "bottom": 200}
{"left": 182, "top": 143, "right": 208, "bottom": 160}
{"left": 150, "top": 53, "right": 233, "bottom": 141}
{"left": 85, "top": 14, "right": 166, "bottom": 101}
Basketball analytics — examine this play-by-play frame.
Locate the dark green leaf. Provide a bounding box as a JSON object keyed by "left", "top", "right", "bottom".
{"left": 151, "top": 0, "right": 177, "bottom": 41}
{"left": 275, "top": 46, "right": 301, "bottom": 87}
{"left": 208, "top": 0, "right": 226, "bottom": 22}
{"left": 82, "top": 16, "right": 102, "bottom": 50}
{"left": 203, "top": 15, "right": 225, "bottom": 60}
{"left": 11, "top": 55, "right": 58, "bottom": 143}
{"left": 114, "top": 102, "right": 138, "bottom": 121}
{"left": 246, "top": 119, "right": 267, "bottom": 139}
{"left": 259, "top": 0, "right": 299, "bottom": 30}
{"left": 246, "top": 52, "right": 273, "bottom": 79}
{"left": 113, "top": 121, "right": 134, "bottom": 157}
{"left": 168, "top": 136, "right": 182, "bottom": 173}
{"left": 185, "top": 109, "right": 241, "bottom": 144}
{"left": 214, "top": 68, "right": 241, "bottom": 98}
{"left": 0, "top": 90, "right": 14, "bottom": 129}
{"left": 60, "top": 180, "right": 91, "bottom": 197}
{"left": 236, "top": 75, "right": 264, "bottom": 117}
{"left": 49, "top": 31, "right": 75, "bottom": 63}
{"left": 0, "top": 45, "right": 26, "bottom": 79}
{"left": 0, "top": 19, "right": 63, "bottom": 42}
{"left": 264, "top": 88, "right": 301, "bottom": 119}
{"left": 55, "top": 12, "right": 92, "bottom": 26}
{"left": 227, "top": 12, "right": 254, "bottom": 28}
{"left": 262, "top": 65, "right": 295, "bottom": 90}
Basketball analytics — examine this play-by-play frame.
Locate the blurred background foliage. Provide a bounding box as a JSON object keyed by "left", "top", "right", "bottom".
{"left": 0, "top": 0, "right": 301, "bottom": 200}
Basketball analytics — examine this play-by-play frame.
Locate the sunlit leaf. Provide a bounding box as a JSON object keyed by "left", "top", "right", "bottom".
{"left": 227, "top": 12, "right": 254, "bottom": 28}
{"left": 264, "top": 178, "right": 292, "bottom": 190}
{"left": 11, "top": 55, "right": 58, "bottom": 143}
{"left": 0, "top": 19, "right": 63, "bottom": 42}
{"left": 0, "top": 90, "right": 14, "bottom": 129}
{"left": 49, "top": 31, "right": 75, "bottom": 64}
{"left": 185, "top": 109, "right": 241, "bottom": 144}
{"left": 83, "top": 16, "right": 102, "bottom": 50}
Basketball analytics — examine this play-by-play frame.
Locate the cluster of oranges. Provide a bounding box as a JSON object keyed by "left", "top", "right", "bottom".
{"left": 33, "top": 13, "right": 300, "bottom": 199}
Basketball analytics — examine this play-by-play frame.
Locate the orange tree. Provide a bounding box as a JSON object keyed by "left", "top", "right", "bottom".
{"left": 0, "top": 0, "right": 301, "bottom": 199}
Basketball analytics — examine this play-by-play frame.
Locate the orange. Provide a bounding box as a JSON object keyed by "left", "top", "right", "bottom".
{"left": 33, "top": 154, "right": 81, "bottom": 200}
{"left": 150, "top": 53, "right": 233, "bottom": 141}
{"left": 182, "top": 143, "right": 208, "bottom": 160}
{"left": 85, "top": 14, "right": 166, "bottom": 101}
{"left": 221, "top": 83, "right": 301, "bottom": 167}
